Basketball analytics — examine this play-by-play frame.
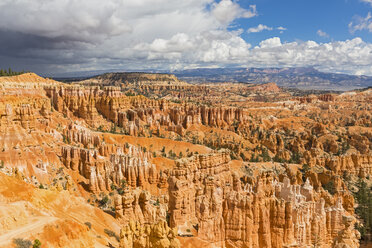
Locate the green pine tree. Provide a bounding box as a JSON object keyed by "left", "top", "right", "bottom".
{"left": 354, "top": 179, "right": 372, "bottom": 242}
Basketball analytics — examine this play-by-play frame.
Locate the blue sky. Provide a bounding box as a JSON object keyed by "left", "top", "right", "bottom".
{"left": 237, "top": 0, "right": 372, "bottom": 45}
{"left": 0, "top": 0, "right": 372, "bottom": 76}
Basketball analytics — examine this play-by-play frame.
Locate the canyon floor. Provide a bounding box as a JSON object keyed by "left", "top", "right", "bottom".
{"left": 0, "top": 72, "right": 371, "bottom": 248}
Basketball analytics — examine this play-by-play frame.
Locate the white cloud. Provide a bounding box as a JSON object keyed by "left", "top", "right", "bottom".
{"left": 349, "top": 12, "right": 372, "bottom": 33}
{"left": 247, "top": 25, "right": 287, "bottom": 33}
{"left": 135, "top": 30, "right": 251, "bottom": 63}
{"left": 247, "top": 24, "right": 273, "bottom": 33}
{"left": 212, "top": 0, "right": 257, "bottom": 25}
{"left": 361, "top": 0, "right": 372, "bottom": 6}
{"left": 136, "top": 36, "right": 372, "bottom": 75}
{"left": 0, "top": 0, "right": 222, "bottom": 45}
{"left": 0, "top": 0, "right": 133, "bottom": 43}
{"left": 133, "top": 32, "right": 372, "bottom": 74}
{"left": 317, "top": 29, "right": 329, "bottom": 37}
{"left": 258, "top": 37, "right": 282, "bottom": 48}
{"left": 246, "top": 37, "right": 372, "bottom": 75}
{"left": 0, "top": 0, "right": 372, "bottom": 76}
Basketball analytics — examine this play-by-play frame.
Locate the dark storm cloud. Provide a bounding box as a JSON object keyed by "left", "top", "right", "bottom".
{"left": 0, "top": 29, "right": 97, "bottom": 74}
{"left": 0, "top": 0, "right": 372, "bottom": 76}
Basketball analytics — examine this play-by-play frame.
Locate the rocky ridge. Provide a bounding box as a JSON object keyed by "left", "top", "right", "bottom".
{"left": 0, "top": 72, "right": 370, "bottom": 247}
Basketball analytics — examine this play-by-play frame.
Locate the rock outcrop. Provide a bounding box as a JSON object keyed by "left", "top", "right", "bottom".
{"left": 61, "top": 143, "right": 163, "bottom": 193}
{"left": 119, "top": 220, "right": 180, "bottom": 248}
{"left": 167, "top": 151, "right": 359, "bottom": 248}
{"left": 114, "top": 189, "right": 167, "bottom": 225}
{"left": 1, "top": 73, "right": 370, "bottom": 248}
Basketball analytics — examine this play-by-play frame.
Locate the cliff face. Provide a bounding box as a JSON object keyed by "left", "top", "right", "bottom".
{"left": 167, "top": 151, "right": 358, "bottom": 248}
{"left": 58, "top": 120, "right": 361, "bottom": 248}
{"left": 0, "top": 73, "right": 370, "bottom": 247}
{"left": 119, "top": 220, "right": 180, "bottom": 248}
{"left": 45, "top": 84, "right": 251, "bottom": 133}
{"left": 44, "top": 84, "right": 372, "bottom": 183}
{"left": 61, "top": 124, "right": 164, "bottom": 194}
{"left": 304, "top": 153, "right": 372, "bottom": 177}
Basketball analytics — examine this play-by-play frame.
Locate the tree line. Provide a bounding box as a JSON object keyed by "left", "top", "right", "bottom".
{"left": 0, "top": 68, "right": 26, "bottom": 76}
{"left": 354, "top": 178, "right": 372, "bottom": 243}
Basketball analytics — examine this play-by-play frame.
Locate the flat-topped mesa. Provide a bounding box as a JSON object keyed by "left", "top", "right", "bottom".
{"left": 77, "top": 72, "right": 189, "bottom": 87}
{"left": 0, "top": 73, "right": 61, "bottom": 90}
{"left": 117, "top": 72, "right": 182, "bottom": 84}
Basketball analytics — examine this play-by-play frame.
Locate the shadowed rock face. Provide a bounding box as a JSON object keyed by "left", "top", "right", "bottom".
{"left": 0, "top": 73, "right": 370, "bottom": 248}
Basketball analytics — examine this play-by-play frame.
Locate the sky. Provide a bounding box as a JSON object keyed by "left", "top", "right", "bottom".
{"left": 0, "top": 0, "right": 372, "bottom": 76}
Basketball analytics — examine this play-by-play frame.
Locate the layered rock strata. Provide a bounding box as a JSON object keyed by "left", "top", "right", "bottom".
{"left": 119, "top": 220, "right": 180, "bottom": 248}
{"left": 61, "top": 144, "right": 162, "bottom": 193}
{"left": 167, "top": 151, "right": 359, "bottom": 248}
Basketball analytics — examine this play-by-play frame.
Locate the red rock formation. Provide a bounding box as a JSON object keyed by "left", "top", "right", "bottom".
{"left": 1, "top": 73, "right": 369, "bottom": 247}
{"left": 114, "top": 189, "right": 167, "bottom": 225}
{"left": 119, "top": 220, "right": 180, "bottom": 248}
{"left": 304, "top": 152, "right": 372, "bottom": 177}
{"left": 167, "top": 151, "right": 358, "bottom": 247}
{"left": 318, "top": 94, "right": 336, "bottom": 102}
{"left": 61, "top": 143, "right": 163, "bottom": 193}
{"left": 249, "top": 82, "right": 282, "bottom": 93}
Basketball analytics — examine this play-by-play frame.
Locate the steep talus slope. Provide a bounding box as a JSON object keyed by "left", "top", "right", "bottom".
{"left": 0, "top": 172, "right": 120, "bottom": 248}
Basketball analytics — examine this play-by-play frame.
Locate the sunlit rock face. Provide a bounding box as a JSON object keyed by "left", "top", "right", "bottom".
{"left": 168, "top": 151, "right": 359, "bottom": 248}
{"left": 0, "top": 73, "right": 370, "bottom": 248}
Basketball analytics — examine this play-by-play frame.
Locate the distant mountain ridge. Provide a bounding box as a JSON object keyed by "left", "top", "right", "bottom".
{"left": 174, "top": 67, "right": 372, "bottom": 91}
{"left": 52, "top": 67, "right": 372, "bottom": 91}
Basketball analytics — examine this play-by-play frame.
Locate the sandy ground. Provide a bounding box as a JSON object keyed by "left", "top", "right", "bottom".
{"left": 0, "top": 216, "right": 57, "bottom": 247}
